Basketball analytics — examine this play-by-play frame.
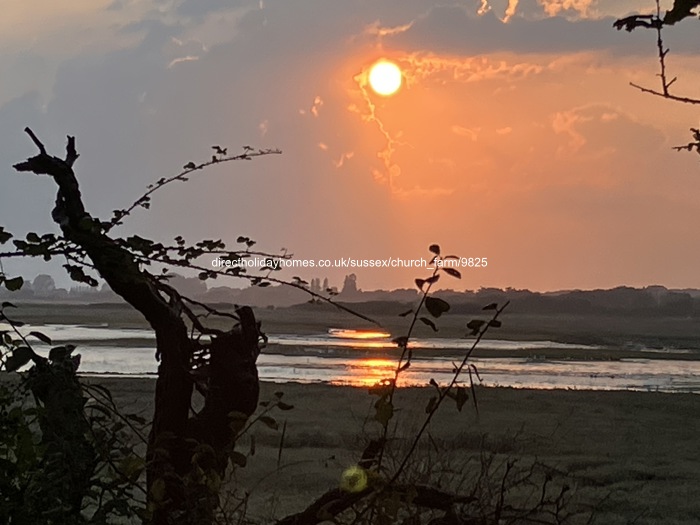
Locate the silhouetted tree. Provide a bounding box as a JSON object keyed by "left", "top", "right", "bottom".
{"left": 7, "top": 129, "right": 277, "bottom": 525}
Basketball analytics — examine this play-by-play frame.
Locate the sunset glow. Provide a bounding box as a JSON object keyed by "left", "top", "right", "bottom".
{"left": 2, "top": 1, "right": 700, "bottom": 293}
{"left": 368, "top": 60, "right": 402, "bottom": 96}
{"left": 328, "top": 329, "right": 391, "bottom": 340}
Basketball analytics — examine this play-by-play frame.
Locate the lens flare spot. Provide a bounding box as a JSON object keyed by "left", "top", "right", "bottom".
{"left": 340, "top": 465, "right": 368, "bottom": 492}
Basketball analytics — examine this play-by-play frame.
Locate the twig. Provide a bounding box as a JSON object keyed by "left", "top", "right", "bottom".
{"left": 105, "top": 147, "right": 282, "bottom": 231}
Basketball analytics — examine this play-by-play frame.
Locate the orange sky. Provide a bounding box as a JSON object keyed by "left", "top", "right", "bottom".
{"left": 1, "top": 1, "right": 699, "bottom": 292}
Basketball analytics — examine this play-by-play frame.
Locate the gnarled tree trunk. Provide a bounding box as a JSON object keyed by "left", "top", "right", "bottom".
{"left": 14, "top": 129, "right": 260, "bottom": 525}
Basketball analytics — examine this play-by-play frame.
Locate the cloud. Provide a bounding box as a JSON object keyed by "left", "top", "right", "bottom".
{"left": 385, "top": 4, "right": 699, "bottom": 56}
{"left": 364, "top": 20, "right": 414, "bottom": 37}
{"left": 311, "top": 96, "right": 324, "bottom": 117}
{"left": 333, "top": 151, "right": 354, "bottom": 168}
{"left": 537, "top": 0, "right": 596, "bottom": 18}
{"left": 503, "top": 0, "right": 520, "bottom": 22}
{"left": 451, "top": 125, "right": 479, "bottom": 140}
{"left": 167, "top": 55, "right": 199, "bottom": 68}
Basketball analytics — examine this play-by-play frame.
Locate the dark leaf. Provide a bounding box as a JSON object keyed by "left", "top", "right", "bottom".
{"left": 466, "top": 319, "right": 485, "bottom": 331}
{"left": 455, "top": 386, "right": 469, "bottom": 412}
{"left": 442, "top": 267, "right": 461, "bottom": 279}
{"left": 392, "top": 336, "right": 409, "bottom": 348}
{"left": 5, "top": 347, "right": 33, "bottom": 372}
{"left": 414, "top": 278, "right": 425, "bottom": 291}
{"left": 4, "top": 277, "right": 23, "bottom": 291}
{"left": 0, "top": 228, "right": 12, "bottom": 244}
{"left": 425, "top": 297, "right": 450, "bottom": 318}
{"left": 259, "top": 415, "right": 278, "bottom": 430}
{"left": 664, "top": 1, "right": 699, "bottom": 25}
{"left": 374, "top": 399, "right": 394, "bottom": 426}
{"left": 425, "top": 396, "right": 437, "bottom": 414}
{"left": 419, "top": 317, "right": 438, "bottom": 332}
{"left": 28, "top": 331, "right": 52, "bottom": 345}
{"left": 425, "top": 274, "right": 440, "bottom": 284}
{"left": 483, "top": 303, "right": 498, "bottom": 310}
{"left": 429, "top": 244, "right": 441, "bottom": 255}
{"left": 277, "top": 401, "right": 294, "bottom": 411}
{"left": 230, "top": 451, "right": 247, "bottom": 468}
{"left": 489, "top": 320, "right": 502, "bottom": 328}
{"left": 49, "top": 346, "right": 70, "bottom": 361}
{"left": 1, "top": 302, "right": 17, "bottom": 309}
{"left": 398, "top": 308, "right": 413, "bottom": 317}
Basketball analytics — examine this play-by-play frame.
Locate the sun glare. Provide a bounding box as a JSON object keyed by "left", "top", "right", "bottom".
{"left": 368, "top": 60, "right": 402, "bottom": 96}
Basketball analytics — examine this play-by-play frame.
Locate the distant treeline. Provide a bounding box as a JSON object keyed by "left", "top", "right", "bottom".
{"left": 2, "top": 273, "right": 698, "bottom": 317}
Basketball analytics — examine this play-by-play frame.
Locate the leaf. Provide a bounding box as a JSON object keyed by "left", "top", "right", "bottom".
{"left": 429, "top": 244, "right": 441, "bottom": 255}
{"left": 5, "top": 347, "right": 33, "bottom": 372}
{"left": 374, "top": 399, "right": 394, "bottom": 426}
{"left": 425, "top": 297, "right": 450, "bottom": 318}
{"left": 4, "top": 277, "right": 23, "bottom": 291}
{"left": 442, "top": 267, "right": 461, "bottom": 279}
{"left": 49, "top": 346, "right": 71, "bottom": 361}
{"left": 119, "top": 455, "right": 145, "bottom": 482}
{"left": 28, "top": 331, "right": 52, "bottom": 345}
{"left": 455, "top": 386, "right": 469, "bottom": 412}
{"left": 414, "top": 278, "right": 425, "bottom": 291}
{"left": 419, "top": 317, "right": 438, "bottom": 332}
{"left": 466, "top": 319, "right": 485, "bottom": 331}
{"left": 483, "top": 302, "right": 498, "bottom": 310}
{"left": 392, "top": 336, "right": 409, "bottom": 348}
{"left": 150, "top": 478, "right": 166, "bottom": 502}
{"left": 489, "top": 320, "right": 502, "bottom": 328}
{"left": 126, "top": 414, "right": 148, "bottom": 425}
{"left": 425, "top": 275, "right": 440, "bottom": 284}
{"left": 398, "top": 308, "right": 413, "bottom": 317}
{"left": 1, "top": 301, "right": 17, "bottom": 309}
{"left": 259, "top": 415, "right": 278, "bottom": 430}
{"left": 0, "top": 227, "right": 12, "bottom": 244}
{"left": 664, "top": 0, "right": 700, "bottom": 25}
{"left": 425, "top": 396, "right": 437, "bottom": 414}
{"left": 277, "top": 401, "right": 294, "bottom": 411}
{"left": 249, "top": 435, "right": 256, "bottom": 457}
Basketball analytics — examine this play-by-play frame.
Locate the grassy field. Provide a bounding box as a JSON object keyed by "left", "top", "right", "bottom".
{"left": 87, "top": 378, "right": 700, "bottom": 524}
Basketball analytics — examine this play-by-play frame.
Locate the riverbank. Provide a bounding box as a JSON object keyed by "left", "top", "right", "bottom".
{"left": 87, "top": 377, "right": 700, "bottom": 524}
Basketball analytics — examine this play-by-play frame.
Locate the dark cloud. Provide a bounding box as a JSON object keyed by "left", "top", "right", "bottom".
{"left": 386, "top": 5, "right": 699, "bottom": 56}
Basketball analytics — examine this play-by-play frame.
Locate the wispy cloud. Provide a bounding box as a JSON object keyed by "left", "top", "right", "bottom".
{"left": 167, "top": 55, "right": 199, "bottom": 68}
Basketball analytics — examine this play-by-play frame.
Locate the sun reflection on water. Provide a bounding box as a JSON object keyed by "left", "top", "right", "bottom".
{"left": 331, "top": 358, "right": 398, "bottom": 387}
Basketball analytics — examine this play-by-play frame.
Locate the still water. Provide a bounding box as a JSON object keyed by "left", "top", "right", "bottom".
{"left": 2, "top": 323, "right": 700, "bottom": 393}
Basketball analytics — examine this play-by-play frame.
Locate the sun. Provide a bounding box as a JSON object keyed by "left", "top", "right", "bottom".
{"left": 368, "top": 60, "right": 402, "bottom": 96}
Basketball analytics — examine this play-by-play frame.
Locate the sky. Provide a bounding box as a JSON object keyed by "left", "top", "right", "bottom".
{"left": 1, "top": 0, "right": 699, "bottom": 293}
